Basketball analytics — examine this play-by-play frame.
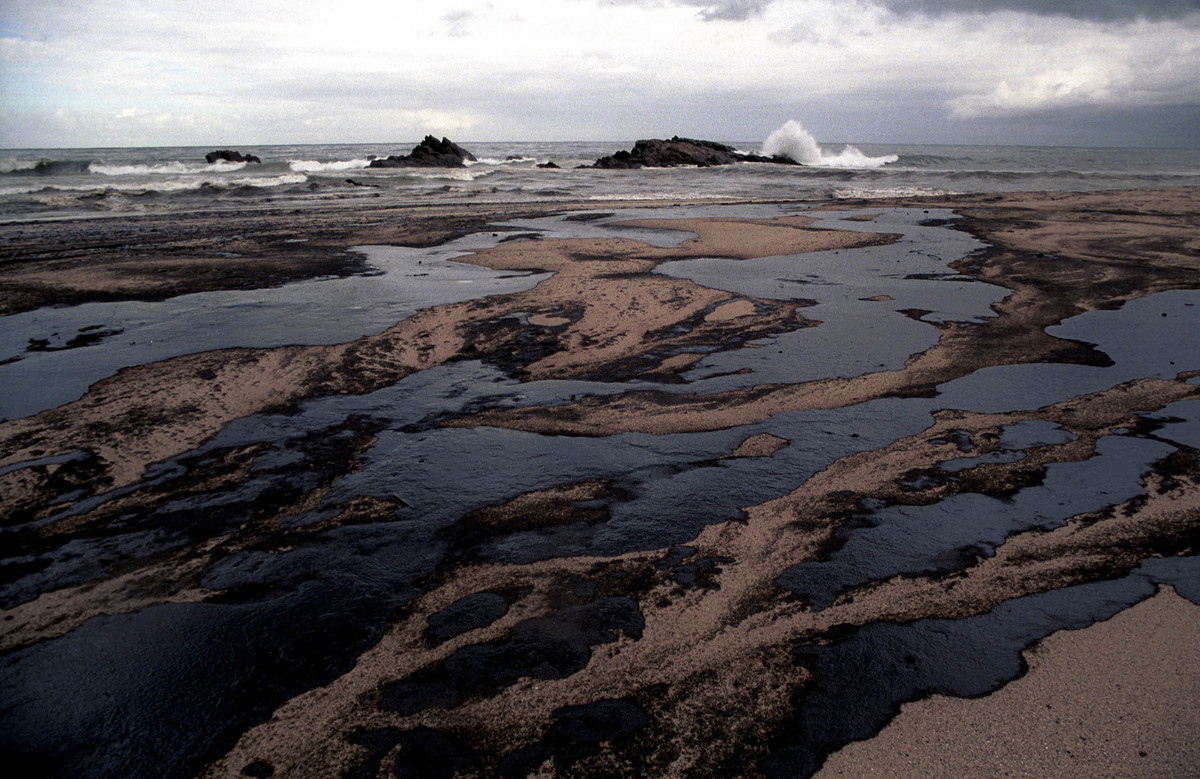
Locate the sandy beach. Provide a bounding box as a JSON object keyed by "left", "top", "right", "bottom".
{"left": 2, "top": 186, "right": 1198, "bottom": 778}
{"left": 816, "top": 586, "right": 1200, "bottom": 778}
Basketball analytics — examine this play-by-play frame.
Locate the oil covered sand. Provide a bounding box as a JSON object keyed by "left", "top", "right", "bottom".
{"left": 1, "top": 188, "right": 1199, "bottom": 778}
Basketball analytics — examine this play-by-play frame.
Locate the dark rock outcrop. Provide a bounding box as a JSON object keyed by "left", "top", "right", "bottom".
{"left": 368, "top": 136, "right": 477, "bottom": 169}
{"left": 587, "top": 137, "right": 798, "bottom": 169}
{"left": 537, "top": 161, "right": 561, "bottom": 169}
{"left": 205, "top": 150, "right": 262, "bottom": 164}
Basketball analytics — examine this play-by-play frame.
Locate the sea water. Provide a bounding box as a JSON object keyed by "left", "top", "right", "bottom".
{"left": 3, "top": 136, "right": 1200, "bottom": 221}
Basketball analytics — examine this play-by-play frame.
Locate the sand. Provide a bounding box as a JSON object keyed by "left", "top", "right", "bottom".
{"left": 817, "top": 587, "right": 1200, "bottom": 778}
{"left": 1, "top": 187, "right": 1198, "bottom": 779}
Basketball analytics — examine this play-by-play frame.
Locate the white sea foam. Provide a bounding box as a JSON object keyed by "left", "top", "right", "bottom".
{"left": 207, "top": 160, "right": 250, "bottom": 173}
{"left": 588, "top": 190, "right": 723, "bottom": 202}
{"left": 1, "top": 173, "right": 307, "bottom": 196}
{"left": 403, "top": 168, "right": 496, "bottom": 181}
{"left": 90, "top": 161, "right": 197, "bottom": 176}
{"left": 90, "top": 160, "right": 249, "bottom": 175}
{"left": 762, "top": 120, "right": 898, "bottom": 168}
{"left": 0, "top": 184, "right": 42, "bottom": 196}
{"left": 226, "top": 173, "right": 308, "bottom": 188}
{"left": 0, "top": 158, "right": 41, "bottom": 174}
{"left": 834, "top": 186, "right": 957, "bottom": 199}
{"left": 466, "top": 156, "right": 536, "bottom": 166}
{"left": 289, "top": 159, "right": 370, "bottom": 173}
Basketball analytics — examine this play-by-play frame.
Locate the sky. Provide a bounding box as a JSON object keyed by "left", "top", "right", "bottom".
{"left": 2, "top": 0, "right": 1199, "bottom": 148}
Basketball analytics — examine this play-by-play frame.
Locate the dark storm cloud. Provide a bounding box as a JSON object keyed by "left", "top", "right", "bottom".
{"left": 876, "top": 0, "right": 1200, "bottom": 22}
{"left": 621, "top": 0, "right": 1200, "bottom": 22}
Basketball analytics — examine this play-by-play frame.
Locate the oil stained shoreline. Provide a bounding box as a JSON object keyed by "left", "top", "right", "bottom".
{"left": 1, "top": 205, "right": 1198, "bottom": 779}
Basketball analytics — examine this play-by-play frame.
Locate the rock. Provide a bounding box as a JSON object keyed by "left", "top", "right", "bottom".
{"left": 587, "top": 136, "right": 798, "bottom": 168}
{"left": 205, "top": 150, "right": 262, "bottom": 164}
{"left": 737, "top": 151, "right": 801, "bottom": 165}
{"left": 590, "top": 137, "right": 737, "bottom": 169}
{"left": 537, "top": 161, "right": 560, "bottom": 169}
{"left": 367, "top": 136, "right": 477, "bottom": 168}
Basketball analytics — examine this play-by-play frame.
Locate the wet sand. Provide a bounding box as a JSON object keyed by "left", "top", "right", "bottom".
{"left": 0, "top": 201, "right": 559, "bottom": 316}
{"left": 1, "top": 187, "right": 1198, "bottom": 778}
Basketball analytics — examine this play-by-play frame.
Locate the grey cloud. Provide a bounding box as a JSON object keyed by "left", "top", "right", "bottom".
{"left": 684, "top": 0, "right": 773, "bottom": 20}
{"left": 603, "top": 0, "right": 772, "bottom": 21}
{"left": 442, "top": 9, "right": 475, "bottom": 37}
{"left": 615, "top": 0, "right": 1200, "bottom": 22}
{"left": 769, "top": 23, "right": 823, "bottom": 45}
{"left": 875, "top": 0, "right": 1200, "bottom": 22}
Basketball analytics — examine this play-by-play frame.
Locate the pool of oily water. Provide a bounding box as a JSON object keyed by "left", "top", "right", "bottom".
{"left": 1, "top": 205, "right": 1198, "bottom": 778}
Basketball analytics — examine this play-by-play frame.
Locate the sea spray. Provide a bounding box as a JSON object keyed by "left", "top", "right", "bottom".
{"left": 762, "top": 120, "right": 898, "bottom": 168}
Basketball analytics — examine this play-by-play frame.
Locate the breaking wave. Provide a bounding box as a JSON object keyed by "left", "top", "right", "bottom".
{"left": 91, "top": 161, "right": 203, "bottom": 176}
{"left": 289, "top": 158, "right": 371, "bottom": 173}
{"left": 0, "top": 158, "right": 43, "bottom": 174}
{"left": 762, "top": 120, "right": 898, "bottom": 168}
{"left": 467, "top": 156, "right": 537, "bottom": 166}
{"left": 0, "top": 158, "right": 94, "bottom": 176}
{"left": 0, "top": 173, "right": 308, "bottom": 197}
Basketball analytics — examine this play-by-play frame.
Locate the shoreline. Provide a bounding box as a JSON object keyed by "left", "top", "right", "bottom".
{"left": 0, "top": 196, "right": 814, "bottom": 316}
{"left": 1, "top": 186, "right": 1198, "bottom": 778}
{"left": 4, "top": 185, "right": 1196, "bottom": 316}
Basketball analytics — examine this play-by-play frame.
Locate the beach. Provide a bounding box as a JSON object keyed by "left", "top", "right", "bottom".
{"left": 816, "top": 586, "right": 1200, "bottom": 778}
{"left": 1, "top": 183, "right": 1199, "bottom": 778}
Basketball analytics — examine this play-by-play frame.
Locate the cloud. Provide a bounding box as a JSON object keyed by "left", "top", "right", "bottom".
{"left": 442, "top": 9, "right": 475, "bottom": 37}
{"left": 683, "top": 0, "right": 773, "bottom": 20}
{"left": 875, "top": 0, "right": 1200, "bottom": 22}
{"left": 617, "top": 0, "right": 1200, "bottom": 21}
{"left": 604, "top": 0, "right": 772, "bottom": 21}
{"left": 2, "top": 0, "right": 1199, "bottom": 147}
{"left": 945, "top": 17, "right": 1200, "bottom": 118}
{"left": 951, "top": 68, "right": 1119, "bottom": 117}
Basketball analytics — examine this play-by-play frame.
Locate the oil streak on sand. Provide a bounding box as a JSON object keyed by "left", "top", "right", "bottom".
{"left": 1, "top": 188, "right": 1199, "bottom": 778}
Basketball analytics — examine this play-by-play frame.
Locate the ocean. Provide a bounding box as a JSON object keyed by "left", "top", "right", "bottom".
{"left": 3, "top": 136, "right": 1200, "bottom": 221}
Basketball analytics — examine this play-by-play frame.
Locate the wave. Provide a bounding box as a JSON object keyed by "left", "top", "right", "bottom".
{"left": 893, "top": 153, "right": 965, "bottom": 166}
{"left": 94, "top": 159, "right": 295, "bottom": 176}
{"left": 210, "top": 172, "right": 308, "bottom": 189}
{"left": 762, "top": 120, "right": 898, "bottom": 168}
{"left": 289, "top": 158, "right": 371, "bottom": 173}
{"left": 466, "top": 156, "right": 537, "bottom": 166}
{"left": 398, "top": 168, "right": 499, "bottom": 182}
{"left": 941, "top": 168, "right": 1111, "bottom": 181}
{"left": 0, "top": 158, "right": 42, "bottom": 174}
{"left": 90, "top": 161, "right": 200, "bottom": 176}
{"left": 833, "top": 186, "right": 958, "bottom": 199}
{"left": 0, "top": 173, "right": 308, "bottom": 197}
{"left": 0, "top": 158, "right": 94, "bottom": 176}
{"left": 2, "top": 158, "right": 269, "bottom": 177}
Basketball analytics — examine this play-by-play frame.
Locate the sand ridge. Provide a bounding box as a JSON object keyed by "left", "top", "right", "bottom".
{"left": 2, "top": 213, "right": 879, "bottom": 491}
{"left": 197, "top": 376, "right": 1200, "bottom": 779}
